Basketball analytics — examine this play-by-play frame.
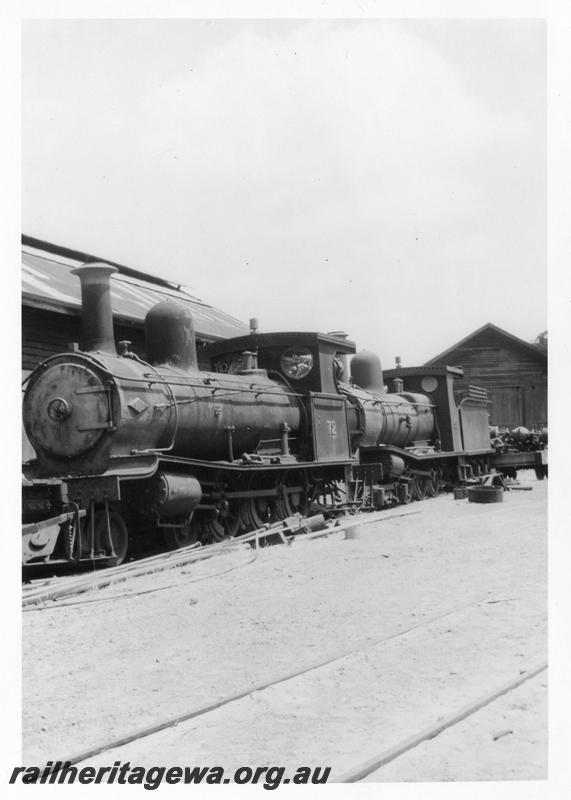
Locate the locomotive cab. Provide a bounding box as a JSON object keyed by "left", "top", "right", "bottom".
{"left": 382, "top": 365, "right": 491, "bottom": 453}
{"left": 204, "top": 331, "right": 356, "bottom": 393}
{"left": 205, "top": 332, "right": 357, "bottom": 462}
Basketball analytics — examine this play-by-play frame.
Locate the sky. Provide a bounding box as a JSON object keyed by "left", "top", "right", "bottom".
{"left": 22, "top": 18, "right": 546, "bottom": 367}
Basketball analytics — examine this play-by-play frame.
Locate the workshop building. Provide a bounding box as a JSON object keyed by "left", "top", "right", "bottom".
{"left": 421, "top": 323, "right": 547, "bottom": 430}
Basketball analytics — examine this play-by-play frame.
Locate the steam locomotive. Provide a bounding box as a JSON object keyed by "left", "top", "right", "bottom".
{"left": 22, "top": 263, "right": 493, "bottom": 567}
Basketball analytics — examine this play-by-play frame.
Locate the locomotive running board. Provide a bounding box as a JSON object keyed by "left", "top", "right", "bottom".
{"left": 359, "top": 444, "right": 493, "bottom": 463}
{"left": 152, "top": 454, "right": 357, "bottom": 471}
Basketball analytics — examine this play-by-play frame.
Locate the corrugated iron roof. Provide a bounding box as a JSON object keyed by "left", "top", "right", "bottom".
{"left": 22, "top": 244, "right": 249, "bottom": 341}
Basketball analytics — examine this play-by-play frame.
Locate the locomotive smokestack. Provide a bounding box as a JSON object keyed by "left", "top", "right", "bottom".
{"left": 71, "top": 263, "right": 118, "bottom": 354}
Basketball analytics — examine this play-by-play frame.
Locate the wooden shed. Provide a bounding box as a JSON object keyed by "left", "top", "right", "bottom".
{"left": 422, "top": 323, "right": 547, "bottom": 430}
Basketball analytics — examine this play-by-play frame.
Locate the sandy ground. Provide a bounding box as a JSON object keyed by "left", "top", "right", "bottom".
{"left": 22, "top": 472, "right": 547, "bottom": 781}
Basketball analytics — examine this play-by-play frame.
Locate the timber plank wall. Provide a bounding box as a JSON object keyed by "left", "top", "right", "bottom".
{"left": 428, "top": 328, "right": 547, "bottom": 429}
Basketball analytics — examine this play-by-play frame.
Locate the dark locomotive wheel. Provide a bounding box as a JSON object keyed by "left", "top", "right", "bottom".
{"left": 426, "top": 467, "right": 442, "bottom": 498}
{"left": 275, "top": 473, "right": 309, "bottom": 519}
{"left": 426, "top": 479, "right": 438, "bottom": 497}
{"left": 309, "top": 479, "right": 343, "bottom": 514}
{"left": 242, "top": 495, "right": 274, "bottom": 530}
{"left": 94, "top": 511, "right": 129, "bottom": 567}
{"left": 162, "top": 519, "right": 199, "bottom": 551}
{"left": 411, "top": 476, "right": 429, "bottom": 501}
{"left": 240, "top": 475, "right": 279, "bottom": 531}
{"left": 202, "top": 500, "right": 243, "bottom": 543}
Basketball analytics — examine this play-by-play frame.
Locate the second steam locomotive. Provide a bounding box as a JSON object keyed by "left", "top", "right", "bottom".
{"left": 22, "top": 263, "right": 493, "bottom": 567}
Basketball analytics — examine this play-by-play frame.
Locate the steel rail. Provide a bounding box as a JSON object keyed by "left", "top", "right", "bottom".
{"left": 42, "top": 594, "right": 493, "bottom": 773}
{"left": 332, "top": 661, "right": 548, "bottom": 782}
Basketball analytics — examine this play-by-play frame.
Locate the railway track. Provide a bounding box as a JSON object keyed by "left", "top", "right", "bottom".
{"left": 333, "top": 664, "right": 547, "bottom": 781}
{"left": 23, "top": 483, "right": 546, "bottom": 779}
{"left": 40, "top": 594, "right": 544, "bottom": 779}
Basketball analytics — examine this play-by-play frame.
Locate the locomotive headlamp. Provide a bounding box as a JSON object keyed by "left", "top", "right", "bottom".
{"left": 280, "top": 347, "right": 313, "bottom": 379}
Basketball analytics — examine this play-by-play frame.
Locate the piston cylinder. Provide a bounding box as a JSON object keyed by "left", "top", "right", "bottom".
{"left": 380, "top": 454, "right": 405, "bottom": 479}
{"left": 143, "top": 472, "right": 202, "bottom": 518}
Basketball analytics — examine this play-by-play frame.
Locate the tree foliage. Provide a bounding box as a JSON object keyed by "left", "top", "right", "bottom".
{"left": 532, "top": 331, "right": 548, "bottom": 351}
